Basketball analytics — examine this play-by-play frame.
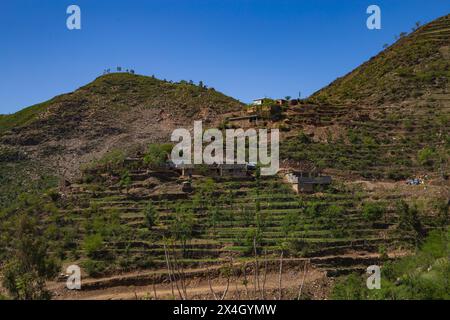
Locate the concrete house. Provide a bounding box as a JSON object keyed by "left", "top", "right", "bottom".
{"left": 218, "top": 164, "right": 248, "bottom": 177}
{"left": 285, "top": 171, "right": 332, "bottom": 193}
{"left": 252, "top": 98, "right": 270, "bottom": 106}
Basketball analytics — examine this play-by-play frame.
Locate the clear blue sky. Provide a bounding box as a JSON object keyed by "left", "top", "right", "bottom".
{"left": 0, "top": 0, "right": 448, "bottom": 114}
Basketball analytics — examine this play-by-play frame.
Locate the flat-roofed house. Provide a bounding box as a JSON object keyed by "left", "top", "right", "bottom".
{"left": 285, "top": 171, "right": 332, "bottom": 193}
{"left": 252, "top": 98, "right": 270, "bottom": 106}
{"left": 218, "top": 164, "right": 248, "bottom": 177}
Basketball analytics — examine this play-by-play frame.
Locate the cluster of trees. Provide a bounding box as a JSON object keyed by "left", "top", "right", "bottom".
{"left": 103, "top": 67, "right": 135, "bottom": 75}
{"left": 383, "top": 21, "right": 421, "bottom": 49}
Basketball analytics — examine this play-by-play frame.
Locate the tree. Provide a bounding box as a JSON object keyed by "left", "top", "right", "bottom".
{"left": 285, "top": 96, "right": 291, "bottom": 101}
{"left": 208, "top": 205, "right": 222, "bottom": 233}
{"left": 2, "top": 214, "right": 59, "bottom": 300}
{"left": 144, "top": 201, "right": 158, "bottom": 229}
{"left": 119, "top": 170, "right": 132, "bottom": 192}
{"left": 396, "top": 200, "right": 425, "bottom": 247}
{"left": 171, "top": 205, "right": 195, "bottom": 254}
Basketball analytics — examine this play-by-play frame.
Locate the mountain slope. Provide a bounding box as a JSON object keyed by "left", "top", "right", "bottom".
{"left": 0, "top": 73, "right": 243, "bottom": 174}
{"left": 282, "top": 14, "right": 450, "bottom": 180}
{"left": 0, "top": 73, "right": 243, "bottom": 208}
{"left": 310, "top": 14, "right": 450, "bottom": 105}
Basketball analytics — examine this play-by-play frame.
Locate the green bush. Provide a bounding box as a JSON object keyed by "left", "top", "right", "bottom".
{"left": 83, "top": 234, "right": 104, "bottom": 259}
{"left": 362, "top": 202, "right": 385, "bottom": 222}
{"left": 82, "top": 259, "right": 107, "bottom": 277}
{"left": 143, "top": 201, "right": 158, "bottom": 229}
{"left": 119, "top": 170, "right": 132, "bottom": 189}
{"left": 417, "top": 147, "right": 436, "bottom": 166}
{"left": 331, "top": 273, "right": 369, "bottom": 300}
{"left": 1, "top": 214, "right": 59, "bottom": 300}
{"left": 143, "top": 143, "right": 172, "bottom": 167}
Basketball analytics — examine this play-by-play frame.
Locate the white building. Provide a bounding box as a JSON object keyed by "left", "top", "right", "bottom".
{"left": 252, "top": 98, "right": 269, "bottom": 105}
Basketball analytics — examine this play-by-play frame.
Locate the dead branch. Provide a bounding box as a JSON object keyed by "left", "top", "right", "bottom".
{"left": 262, "top": 249, "right": 268, "bottom": 299}
{"left": 278, "top": 251, "right": 284, "bottom": 300}
{"left": 253, "top": 236, "right": 260, "bottom": 297}
{"left": 220, "top": 277, "right": 230, "bottom": 300}
{"left": 163, "top": 243, "right": 175, "bottom": 298}
{"left": 166, "top": 242, "right": 184, "bottom": 300}
{"left": 153, "top": 280, "right": 158, "bottom": 300}
{"left": 297, "top": 259, "right": 309, "bottom": 300}
{"left": 171, "top": 244, "right": 188, "bottom": 299}
{"left": 243, "top": 262, "right": 249, "bottom": 299}
{"left": 207, "top": 267, "right": 218, "bottom": 300}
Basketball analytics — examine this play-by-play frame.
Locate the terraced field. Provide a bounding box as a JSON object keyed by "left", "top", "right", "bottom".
{"left": 282, "top": 91, "right": 449, "bottom": 180}
{"left": 52, "top": 155, "right": 439, "bottom": 296}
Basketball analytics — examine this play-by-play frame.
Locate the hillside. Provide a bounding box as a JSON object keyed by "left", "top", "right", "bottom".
{"left": 310, "top": 14, "right": 450, "bottom": 105}
{"left": 0, "top": 73, "right": 242, "bottom": 151}
{"left": 281, "top": 14, "right": 450, "bottom": 181}
{"left": 0, "top": 73, "right": 243, "bottom": 207}
{"left": 0, "top": 14, "right": 449, "bottom": 300}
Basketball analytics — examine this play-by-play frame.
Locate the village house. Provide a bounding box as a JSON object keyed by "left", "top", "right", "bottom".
{"left": 172, "top": 162, "right": 249, "bottom": 178}
{"left": 252, "top": 98, "right": 271, "bottom": 106}
{"left": 227, "top": 114, "right": 260, "bottom": 125}
{"left": 285, "top": 171, "right": 332, "bottom": 193}
{"left": 218, "top": 164, "right": 248, "bottom": 177}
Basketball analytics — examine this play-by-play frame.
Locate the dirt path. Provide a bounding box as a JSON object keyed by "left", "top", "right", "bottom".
{"left": 51, "top": 268, "right": 329, "bottom": 300}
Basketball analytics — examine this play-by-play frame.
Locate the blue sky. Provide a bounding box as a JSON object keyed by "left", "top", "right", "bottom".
{"left": 0, "top": 0, "right": 448, "bottom": 114}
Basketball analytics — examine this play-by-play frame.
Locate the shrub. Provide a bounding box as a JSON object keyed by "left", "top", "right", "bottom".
{"left": 331, "top": 273, "right": 368, "bottom": 300}
{"left": 82, "top": 259, "right": 107, "bottom": 277}
{"left": 119, "top": 170, "right": 132, "bottom": 192}
{"left": 143, "top": 201, "right": 158, "bottom": 229}
{"left": 297, "top": 132, "right": 312, "bottom": 144}
{"left": 417, "top": 147, "right": 436, "bottom": 166}
{"left": 1, "top": 214, "right": 59, "bottom": 300}
{"left": 144, "top": 143, "right": 172, "bottom": 167}
{"left": 362, "top": 202, "right": 385, "bottom": 222}
{"left": 83, "top": 234, "right": 104, "bottom": 258}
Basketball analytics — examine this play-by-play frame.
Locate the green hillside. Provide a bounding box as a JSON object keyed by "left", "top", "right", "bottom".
{"left": 310, "top": 14, "right": 450, "bottom": 105}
